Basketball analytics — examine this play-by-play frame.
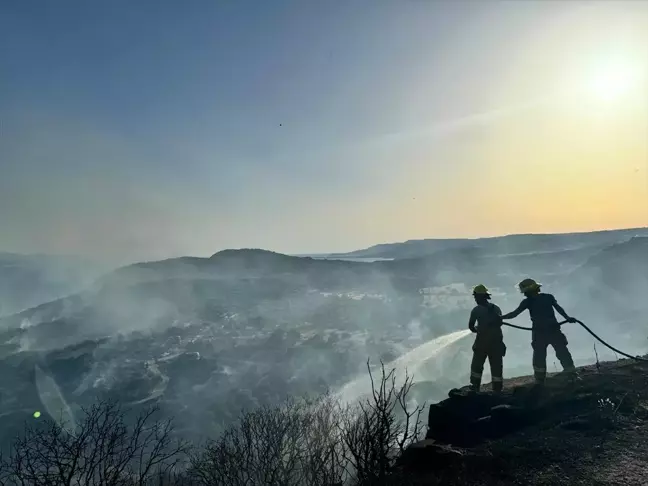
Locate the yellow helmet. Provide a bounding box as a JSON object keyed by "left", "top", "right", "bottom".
{"left": 472, "top": 284, "right": 490, "bottom": 295}
{"left": 518, "top": 278, "right": 541, "bottom": 294}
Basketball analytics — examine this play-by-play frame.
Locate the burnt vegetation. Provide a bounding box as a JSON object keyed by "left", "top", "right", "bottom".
{"left": 0, "top": 401, "right": 190, "bottom": 486}
{"left": 0, "top": 362, "right": 425, "bottom": 486}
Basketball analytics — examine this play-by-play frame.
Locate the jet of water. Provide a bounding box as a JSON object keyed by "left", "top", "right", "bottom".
{"left": 335, "top": 329, "right": 472, "bottom": 404}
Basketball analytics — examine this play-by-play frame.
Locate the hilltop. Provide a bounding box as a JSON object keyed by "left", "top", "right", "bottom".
{"left": 402, "top": 356, "right": 648, "bottom": 485}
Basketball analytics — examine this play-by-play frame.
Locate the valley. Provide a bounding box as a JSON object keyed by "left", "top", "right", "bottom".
{"left": 0, "top": 229, "right": 646, "bottom": 451}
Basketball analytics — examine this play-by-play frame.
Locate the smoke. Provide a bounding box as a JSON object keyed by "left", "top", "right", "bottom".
{"left": 0, "top": 232, "right": 646, "bottom": 449}
{"left": 0, "top": 253, "right": 110, "bottom": 318}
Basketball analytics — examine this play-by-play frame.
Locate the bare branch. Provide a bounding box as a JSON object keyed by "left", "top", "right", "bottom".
{"left": 0, "top": 399, "right": 188, "bottom": 486}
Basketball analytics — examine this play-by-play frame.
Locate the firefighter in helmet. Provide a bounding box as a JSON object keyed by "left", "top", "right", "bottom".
{"left": 501, "top": 278, "right": 578, "bottom": 384}
{"left": 468, "top": 284, "right": 506, "bottom": 393}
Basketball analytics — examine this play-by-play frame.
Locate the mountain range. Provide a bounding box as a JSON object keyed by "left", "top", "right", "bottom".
{"left": 0, "top": 228, "right": 646, "bottom": 451}
{"left": 329, "top": 227, "right": 648, "bottom": 260}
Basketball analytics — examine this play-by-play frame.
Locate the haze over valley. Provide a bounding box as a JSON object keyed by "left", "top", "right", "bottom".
{"left": 0, "top": 227, "right": 646, "bottom": 450}
{"left": 2, "top": 2, "right": 648, "bottom": 482}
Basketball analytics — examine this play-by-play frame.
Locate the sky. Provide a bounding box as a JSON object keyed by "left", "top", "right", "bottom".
{"left": 1, "top": 0, "right": 647, "bottom": 264}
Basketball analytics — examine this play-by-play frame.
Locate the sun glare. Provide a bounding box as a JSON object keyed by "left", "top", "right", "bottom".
{"left": 585, "top": 57, "right": 642, "bottom": 102}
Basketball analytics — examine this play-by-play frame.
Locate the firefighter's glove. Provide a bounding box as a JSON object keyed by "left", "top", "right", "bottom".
{"left": 566, "top": 317, "right": 578, "bottom": 324}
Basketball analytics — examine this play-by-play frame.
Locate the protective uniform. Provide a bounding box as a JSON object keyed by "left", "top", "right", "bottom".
{"left": 468, "top": 285, "right": 506, "bottom": 393}
{"left": 502, "top": 279, "right": 577, "bottom": 384}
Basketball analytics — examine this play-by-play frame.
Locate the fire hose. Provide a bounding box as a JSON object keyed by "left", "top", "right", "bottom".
{"left": 502, "top": 319, "right": 648, "bottom": 363}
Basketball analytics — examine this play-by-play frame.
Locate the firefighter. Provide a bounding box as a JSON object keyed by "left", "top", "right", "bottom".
{"left": 468, "top": 284, "right": 505, "bottom": 393}
{"left": 501, "top": 278, "right": 578, "bottom": 385}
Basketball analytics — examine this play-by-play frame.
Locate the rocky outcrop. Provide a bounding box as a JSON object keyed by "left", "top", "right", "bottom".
{"left": 399, "top": 358, "right": 648, "bottom": 484}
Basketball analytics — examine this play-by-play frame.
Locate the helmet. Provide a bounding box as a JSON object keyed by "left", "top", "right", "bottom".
{"left": 472, "top": 284, "right": 490, "bottom": 296}
{"left": 518, "top": 278, "right": 541, "bottom": 294}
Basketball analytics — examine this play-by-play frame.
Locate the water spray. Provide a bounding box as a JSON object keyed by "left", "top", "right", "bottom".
{"left": 334, "top": 329, "right": 472, "bottom": 404}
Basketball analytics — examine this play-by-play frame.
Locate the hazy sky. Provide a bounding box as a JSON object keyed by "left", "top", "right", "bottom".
{"left": 1, "top": 1, "right": 647, "bottom": 263}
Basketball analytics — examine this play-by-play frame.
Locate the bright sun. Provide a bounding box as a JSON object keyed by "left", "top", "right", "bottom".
{"left": 585, "top": 57, "right": 642, "bottom": 102}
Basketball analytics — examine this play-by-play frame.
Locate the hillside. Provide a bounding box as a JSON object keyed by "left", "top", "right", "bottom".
{"left": 565, "top": 236, "right": 648, "bottom": 325}
{"left": 0, "top": 239, "right": 635, "bottom": 359}
{"left": 402, "top": 356, "right": 648, "bottom": 485}
{"left": 569, "top": 236, "right": 648, "bottom": 299}
{"left": 0, "top": 231, "right": 645, "bottom": 454}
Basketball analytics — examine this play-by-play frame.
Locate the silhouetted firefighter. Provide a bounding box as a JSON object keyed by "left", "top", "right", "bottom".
{"left": 468, "top": 285, "right": 505, "bottom": 393}
{"left": 502, "top": 278, "right": 578, "bottom": 385}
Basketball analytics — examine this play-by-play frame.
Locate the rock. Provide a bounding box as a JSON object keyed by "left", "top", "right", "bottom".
{"left": 426, "top": 388, "right": 549, "bottom": 446}
{"left": 471, "top": 414, "right": 497, "bottom": 439}
{"left": 491, "top": 404, "right": 526, "bottom": 423}
{"left": 427, "top": 391, "right": 512, "bottom": 446}
{"left": 448, "top": 387, "right": 463, "bottom": 398}
{"left": 486, "top": 404, "right": 534, "bottom": 437}
{"left": 397, "top": 439, "right": 467, "bottom": 472}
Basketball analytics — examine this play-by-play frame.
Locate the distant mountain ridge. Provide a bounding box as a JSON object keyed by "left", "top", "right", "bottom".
{"left": 95, "top": 249, "right": 380, "bottom": 290}
{"left": 330, "top": 227, "right": 648, "bottom": 260}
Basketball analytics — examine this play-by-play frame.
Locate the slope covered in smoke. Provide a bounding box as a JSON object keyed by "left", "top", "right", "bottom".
{"left": 0, "top": 252, "right": 109, "bottom": 317}
{"left": 563, "top": 236, "right": 648, "bottom": 330}
{"left": 570, "top": 236, "right": 648, "bottom": 300}
{"left": 0, "top": 249, "right": 438, "bottom": 450}
{"left": 0, "top": 231, "right": 645, "bottom": 453}
{"left": 0, "top": 240, "right": 616, "bottom": 349}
